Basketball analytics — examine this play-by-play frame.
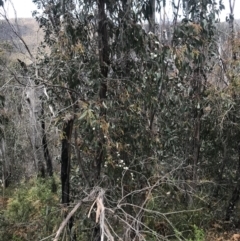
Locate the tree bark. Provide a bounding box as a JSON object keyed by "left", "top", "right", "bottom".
{"left": 61, "top": 118, "right": 74, "bottom": 205}
{"left": 192, "top": 111, "right": 201, "bottom": 183}
{"left": 229, "top": 0, "right": 236, "bottom": 61}
{"left": 90, "top": 1, "right": 110, "bottom": 240}
{"left": 41, "top": 103, "right": 53, "bottom": 177}
{"left": 95, "top": 0, "right": 109, "bottom": 181}
{"left": 1, "top": 138, "right": 10, "bottom": 189}
{"left": 60, "top": 116, "right": 75, "bottom": 239}
{"left": 149, "top": 0, "right": 155, "bottom": 33}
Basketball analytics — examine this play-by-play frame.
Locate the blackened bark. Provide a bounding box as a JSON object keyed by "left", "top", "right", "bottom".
{"left": 90, "top": 1, "right": 110, "bottom": 240}
{"left": 61, "top": 117, "right": 75, "bottom": 240}
{"left": 98, "top": 0, "right": 110, "bottom": 79}
{"left": 95, "top": 0, "right": 109, "bottom": 180}
{"left": 149, "top": 0, "right": 155, "bottom": 33}
{"left": 226, "top": 143, "right": 240, "bottom": 221}
{"left": 96, "top": 142, "right": 103, "bottom": 179}
{"left": 61, "top": 118, "right": 74, "bottom": 204}
{"left": 41, "top": 105, "right": 53, "bottom": 177}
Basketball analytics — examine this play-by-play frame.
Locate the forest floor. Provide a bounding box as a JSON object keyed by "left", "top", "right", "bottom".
{"left": 1, "top": 196, "right": 240, "bottom": 240}
{"left": 206, "top": 230, "right": 240, "bottom": 240}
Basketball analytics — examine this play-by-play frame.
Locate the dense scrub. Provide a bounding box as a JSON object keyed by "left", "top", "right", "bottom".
{"left": 1, "top": 0, "right": 240, "bottom": 240}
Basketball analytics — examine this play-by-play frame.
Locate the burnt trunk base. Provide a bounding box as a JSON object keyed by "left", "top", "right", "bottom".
{"left": 61, "top": 118, "right": 74, "bottom": 239}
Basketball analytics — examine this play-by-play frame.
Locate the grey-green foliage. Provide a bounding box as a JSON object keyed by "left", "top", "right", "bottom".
{"left": 9, "top": 0, "right": 240, "bottom": 239}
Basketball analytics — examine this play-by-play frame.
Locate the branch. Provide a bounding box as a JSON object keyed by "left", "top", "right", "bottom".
{"left": 0, "top": 7, "right": 33, "bottom": 59}
{"left": 52, "top": 188, "right": 100, "bottom": 241}
{"left": 53, "top": 201, "right": 82, "bottom": 241}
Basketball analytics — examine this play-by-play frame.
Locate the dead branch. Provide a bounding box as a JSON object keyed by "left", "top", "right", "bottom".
{"left": 53, "top": 201, "right": 82, "bottom": 241}
{"left": 52, "top": 188, "right": 100, "bottom": 241}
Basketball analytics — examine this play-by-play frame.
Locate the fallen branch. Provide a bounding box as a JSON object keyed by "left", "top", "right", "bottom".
{"left": 52, "top": 188, "right": 99, "bottom": 241}
{"left": 53, "top": 201, "right": 82, "bottom": 241}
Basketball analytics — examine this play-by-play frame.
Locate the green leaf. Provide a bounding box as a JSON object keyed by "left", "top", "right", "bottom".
{"left": 79, "top": 110, "right": 88, "bottom": 121}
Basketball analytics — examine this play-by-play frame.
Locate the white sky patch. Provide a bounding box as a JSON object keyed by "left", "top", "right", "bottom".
{"left": 0, "top": 0, "right": 239, "bottom": 21}
{"left": 0, "top": 0, "right": 36, "bottom": 19}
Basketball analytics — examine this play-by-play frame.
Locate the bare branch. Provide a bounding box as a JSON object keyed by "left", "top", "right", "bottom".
{"left": 53, "top": 188, "right": 100, "bottom": 241}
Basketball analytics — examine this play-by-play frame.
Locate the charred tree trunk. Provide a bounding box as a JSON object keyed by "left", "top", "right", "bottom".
{"left": 149, "top": 0, "right": 155, "bottom": 33}
{"left": 61, "top": 118, "right": 74, "bottom": 205}
{"left": 91, "top": 1, "right": 110, "bottom": 240}
{"left": 61, "top": 116, "right": 75, "bottom": 240}
{"left": 95, "top": 0, "right": 109, "bottom": 181}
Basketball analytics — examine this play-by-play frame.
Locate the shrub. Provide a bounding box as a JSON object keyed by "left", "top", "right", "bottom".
{"left": 3, "top": 176, "right": 61, "bottom": 240}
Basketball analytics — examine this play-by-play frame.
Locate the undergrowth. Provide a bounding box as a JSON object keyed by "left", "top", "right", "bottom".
{"left": 0, "top": 176, "right": 61, "bottom": 241}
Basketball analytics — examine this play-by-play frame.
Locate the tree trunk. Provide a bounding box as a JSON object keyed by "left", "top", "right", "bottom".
{"left": 26, "top": 82, "right": 46, "bottom": 172}
{"left": 95, "top": 0, "right": 109, "bottom": 181}
{"left": 90, "top": 0, "right": 110, "bottom": 240}
{"left": 149, "top": 0, "right": 155, "bottom": 33}
{"left": 61, "top": 117, "right": 75, "bottom": 239}
{"left": 192, "top": 111, "right": 201, "bottom": 183}
{"left": 1, "top": 138, "right": 10, "bottom": 189}
{"left": 61, "top": 118, "right": 74, "bottom": 205}
{"left": 229, "top": 0, "right": 236, "bottom": 61}
{"left": 41, "top": 103, "right": 53, "bottom": 177}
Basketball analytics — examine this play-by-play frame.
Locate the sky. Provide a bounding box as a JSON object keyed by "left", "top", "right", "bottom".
{"left": 0, "top": 0, "right": 37, "bottom": 18}
{"left": 0, "top": 0, "right": 240, "bottom": 21}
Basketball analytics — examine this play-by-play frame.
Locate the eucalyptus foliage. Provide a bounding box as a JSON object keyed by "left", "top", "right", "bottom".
{"left": 3, "top": 0, "right": 240, "bottom": 240}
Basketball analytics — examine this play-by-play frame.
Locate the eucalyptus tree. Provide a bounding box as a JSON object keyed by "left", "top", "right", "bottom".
{"left": 31, "top": 0, "right": 228, "bottom": 239}
{"left": 170, "top": 0, "right": 240, "bottom": 225}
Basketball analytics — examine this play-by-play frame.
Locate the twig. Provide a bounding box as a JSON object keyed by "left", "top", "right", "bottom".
{"left": 39, "top": 233, "right": 55, "bottom": 241}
